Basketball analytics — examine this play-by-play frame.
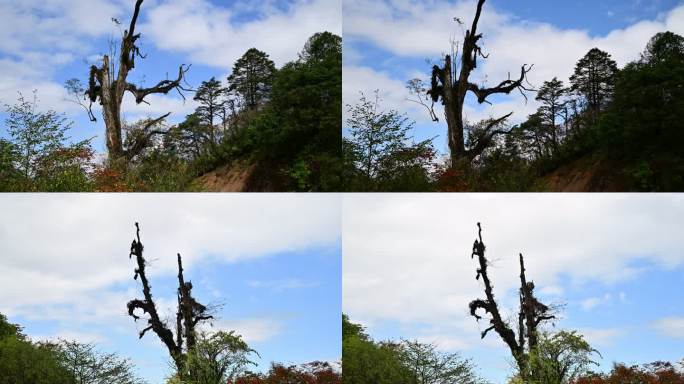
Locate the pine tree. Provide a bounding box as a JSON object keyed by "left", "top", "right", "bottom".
{"left": 570, "top": 48, "right": 618, "bottom": 121}
{"left": 227, "top": 48, "right": 276, "bottom": 110}
{"left": 193, "top": 77, "right": 228, "bottom": 147}
{"left": 535, "top": 77, "right": 568, "bottom": 153}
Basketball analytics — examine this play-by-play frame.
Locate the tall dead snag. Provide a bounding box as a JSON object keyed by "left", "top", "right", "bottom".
{"left": 127, "top": 223, "right": 212, "bottom": 379}
{"left": 468, "top": 223, "right": 553, "bottom": 381}
{"left": 86, "top": 0, "right": 191, "bottom": 162}
{"left": 426, "top": 0, "right": 533, "bottom": 163}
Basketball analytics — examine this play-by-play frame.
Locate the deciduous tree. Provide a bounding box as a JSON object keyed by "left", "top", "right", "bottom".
{"left": 400, "top": 340, "right": 487, "bottom": 384}
{"left": 345, "top": 91, "right": 435, "bottom": 191}
{"left": 3, "top": 91, "right": 93, "bottom": 191}
{"left": 527, "top": 331, "right": 599, "bottom": 384}
{"left": 185, "top": 331, "right": 257, "bottom": 384}
{"left": 57, "top": 340, "right": 146, "bottom": 384}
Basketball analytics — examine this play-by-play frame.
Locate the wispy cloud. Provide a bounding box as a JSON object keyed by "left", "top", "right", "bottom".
{"left": 203, "top": 318, "right": 283, "bottom": 343}
{"left": 653, "top": 317, "right": 684, "bottom": 338}
{"left": 248, "top": 278, "right": 320, "bottom": 292}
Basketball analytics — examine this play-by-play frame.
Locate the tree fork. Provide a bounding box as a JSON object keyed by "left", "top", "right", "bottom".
{"left": 126, "top": 223, "right": 212, "bottom": 379}
{"left": 467, "top": 223, "right": 554, "bottom": 380}
{"left": 427, "top": 0, "right": 534, "bottom": 164}
{"left": 85, "top": 0, "right": 192, "bottom": 163}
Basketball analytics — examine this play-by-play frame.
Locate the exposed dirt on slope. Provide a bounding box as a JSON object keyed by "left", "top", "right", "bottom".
{"left": 191, "top": 161, "right": 255, "bottom": 192}
{"left": 190, "top": 159, "right": 290, "bottom": 192}
{"left": 535, "top": 155, "right": 629, "bottom": 192}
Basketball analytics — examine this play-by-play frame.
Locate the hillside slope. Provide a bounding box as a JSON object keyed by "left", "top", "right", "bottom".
{"left": 190, "top": 161, "right": 255, "bottom": 192}
{"left": 534, "top": 154, "right": 630, "bottom": 192}
{"left": 190, "top": 159, "right": 290, "bottom": 192}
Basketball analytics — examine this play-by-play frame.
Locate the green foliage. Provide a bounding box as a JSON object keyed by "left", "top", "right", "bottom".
{"left": 342, "top": 314, "right": 368, "bottom": 341}
{"left": 228, "top": 48, "right": 276, "bottom": 110}
{"left": 642, "top": 31, "right": 684, "bottom": 64}
{"left": 127, "top": 148, "right": 194, "bottom": 192}
{"left": 525, "top": 331, "right": 599, "bottom": 384}
{"left": 0, "top": 314, "right": 72, "bottom": 384}
{"left": 0, "top": 314, "right": 146, "bottom": 384}
{"left": 344, "top": 91, "right": 435, "bottom": 191}
{"left": 184, "top": 331, "right": 257, "bottom": 384}
{"left": 400, "top": 339, "right": 488, "bottom": 384}
{"left": 343, "top": 335, "right": 414, "bottom": 384}
{"left": 342, "top": 315, "right": 413, "bottom": 384}
{"left": 570, "top": 48, "right": 619, "bottom": 116}
{"left": 342, "top": 315, "right": 486, "bottom": 384}
{"left": 56, "top": 340, "right": 147, "bottom": 384}
{"left": 1, "top": 91, "right": 94, "bottom": 191}
{"left": 168, "top": 113, "right": 210, "bottom": 160}
{"left": 0, "top": 139, "right": 22, "bottom": 191}
{"left": 265, "top": 31, "right": 342, "bottom": 191}
{"left": 194, "top": 77, "right": 229, "bottom": 148}
{"left": 594, "top": 31, "right": 684, "bottom": 190}
{"left": 535, "top": 77, "right": 568, "bottom": 153}
{"left": 0, "top": 314, "right": 24, "bottom": 340}
{"left": 0, "top": 337, "right": 74, "bottom": 384}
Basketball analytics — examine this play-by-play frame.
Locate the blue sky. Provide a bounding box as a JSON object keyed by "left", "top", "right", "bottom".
{"left": 343, "top": 194, "right": 684, "bottom": 383}
{"left": 343, "top": 0, "right": 684, "bottom": 156}
{"left": 0, "top": 0, "right": 341, "bottom": 153}
{"left": 0, "top": 194, "right": 341, "bottom": 383}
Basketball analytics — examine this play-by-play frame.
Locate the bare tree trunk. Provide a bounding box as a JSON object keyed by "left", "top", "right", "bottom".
{"left": 467, "top": 223, "right": 554, "bottom": 380}
{"left": 428, "top": 0, "right": 533, "bottom": 165}
{"left": 86, "top": 0, "right": 191, "bottom": 163}
{"left": 126, "top": 223, "right": 212, "bottom": 380}
{"left": 127, "top": 223, "right": 184, "bottom": 372}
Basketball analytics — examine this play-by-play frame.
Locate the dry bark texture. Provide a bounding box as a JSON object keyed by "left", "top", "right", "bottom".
{"left": 428, "top": 0, "right": 533, "bottom": 163}
{"left": 468, "top": 223, "right": 554, "bottom": 380}
{"left": 86, "top": 0, "right": 191, "bottom": 162}
{"left": 126, "top": 223, "right": 212, "bottom": 379}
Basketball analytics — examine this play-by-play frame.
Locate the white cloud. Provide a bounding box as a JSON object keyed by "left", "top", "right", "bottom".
{"left": 142, "top": 0, "right": 341, "bottom": 68}
{"left": 539, "top": 285, "right": 564, "bottom": 297}
{"left": 0, "top": 194, "right": 340, "bottom": 320}
{"left": 578, "top": 327, "right": 624, "bottom": 347}
{"left": 248, "top": 278, "right": 320, "bottom": 292}
{"left": 581, "top": 297, "right": 602, "bottom": 311}
{"left": 0, "top": 0, "right": 124, "bottom": 54}
{"left": 619, "top": 292, "right": 628, "bottom": 303}
{"left": 343, "top": 194, "right": 684, "bottom": 345}
{"left": 205, "top": 318, "right": 282, "bottom": 343}
{"left": 653, "top": 317, "right": 684, "bottom": 338}
{"left": 580, "top": 293, "right": 612, "bottom": 311}
{"left": 32, "top": 330, "right": 108, "bottom": 345}
{"left": 342, "top": 65, "right": 430, "bottom": 123}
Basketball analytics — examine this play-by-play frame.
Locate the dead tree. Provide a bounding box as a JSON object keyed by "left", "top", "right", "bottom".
{"left": 127, "top": 223, "right": 212, "bottom": 379}
{"left": 86, "top": 0, "right": 191, "bottom": 162}
{"left": 426, "top": 0, "right": 533, "bottom": 164}
{"left": 468, "top": 223, "right": 554, "bottom": 381}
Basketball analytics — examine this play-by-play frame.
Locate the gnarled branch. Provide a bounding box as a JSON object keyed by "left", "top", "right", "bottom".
{"left": 466, "top": 112, "right": 514, "bottom": 161}
{"left": 125, "top": 65, "right": 193, "bottom": 104}
{"left": 467, "top": 65, "right": 535, "bottom": 104}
